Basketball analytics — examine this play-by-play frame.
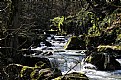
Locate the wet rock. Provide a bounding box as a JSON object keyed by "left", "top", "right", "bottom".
{"left": 97, "top": 45, "right": 121, "bottom": 51}
{"left": 84, "top": 53, "right": 105, "bottom": 70}
{"left": 84, "top": 52, "right": 121, "bottom": 71}
{"left": 54, "top": 72, "right": 89, "bottom": 80}
{"left": 35, "top": 61, "right": 50, "bottom": 69}
{"left": 4, "top": 63, "right": 62, "bottom": 80}
{"left": 97, "top": 45, "right": 121, "bottom": 57}
{"left": 64, "top": 36, "right": 85, "bottom": 50}
{"left": 31, "top": 68, "right": 53, "bottom": 80}
{"left": 44, "top": 40, "right": 52, "bottom": 47}
{"left": 20, "top": 56, "right": 51, "bottom": 67}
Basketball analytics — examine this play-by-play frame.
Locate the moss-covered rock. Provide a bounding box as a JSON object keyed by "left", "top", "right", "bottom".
{"left": 5, "top": 63, "right": 62, "bottom": 80}
{"left": 54, "top": 72, "right": 89, "bottom": 80}
{"left": 64, "top": 36, "right": 85, "bottom": 50}
{"left": 35, "top": 61, "right": 49, "bottom": 68}
{"left": 31, "top": 68, "right": 53, "bottom": 80}
{"left": 85, "top": 52, "right": 121, "bottom": 70}
{"left": 97, "top": 45, "right": 121, "bottom": 52}
{"left": 20, "top": 66, "right": 34, "bottom": 79}
{"left": 85, "top": 53, "right": 105, "bottom": 70}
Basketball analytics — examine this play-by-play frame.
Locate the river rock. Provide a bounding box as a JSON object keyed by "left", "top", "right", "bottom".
{"left": 97, "top": 45, "right": 121, "bottom": 58}
{"left": 54, "top": 72, "right": 89, "bottom": 80}
{"left": 84, "top": 52, "right": 121, "bottom": 70}
{"left": 64, "top": 36, "right": 85, "bottom": 50}
{"left": 20, "top": 56, "right": 51, "bottom": 67}
{"left": 4, "top": 63, "right": 62, "bottom": 80}
{"left": 97, "top": 45, "right": 121, "bottom": 52}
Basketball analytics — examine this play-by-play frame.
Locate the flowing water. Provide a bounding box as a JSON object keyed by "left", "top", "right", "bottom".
{"left": 31, "top": 49, "right": 121, "bottom": 80}
{"left": 51, "top": 50, "right": 121, "bottom": 80}
{"left": 31, "top": 35, "right": 121, "bottom": 80}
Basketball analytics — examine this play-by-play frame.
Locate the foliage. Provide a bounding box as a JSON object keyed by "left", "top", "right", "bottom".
{"left": 0, "top": 0, "right": 12, "bottom": 35}
{"left": 50, "top": 16, "right": 65, "bottom": 32}
{"left": 116, "top": 34, "right": 121, "bottom": 44}
{"left": 50, "top": 4, "right": 121, "bottom": 48}
{"left": 88, "top": 25, "right": 101, "bottom": 37}
{"left": 87, "top": 12, "right": 101, "bottom": 37}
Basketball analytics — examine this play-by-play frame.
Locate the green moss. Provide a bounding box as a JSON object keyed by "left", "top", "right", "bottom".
{"left": 30, "top": 69, "right": 40, "bottom": 80}
{"left": 35, "top": 61, "right": 46, "bottom": 68}
{"left": 97, "top": 45, "right": 121, "bottom": 52}
{"left": 20, "top": 66, "right": 34, "bottom": 78}
{"left": 116, "top": 34, "right": 121, "bottom": 41}
{"left": 64, "top": 36, "right": 82, "bottom": 50}
{"left": 54, "top": 72, "right": 88, "bottom": 80}
{"left": 85, "top": 56, "right": 92, "bottom": 63}
{"left": 37, "top": 68, "right": 53, "bottom": 80}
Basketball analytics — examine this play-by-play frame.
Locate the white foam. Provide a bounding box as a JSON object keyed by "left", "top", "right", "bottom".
{"left": 116, "top": 59, "right": 121, "bottom": 64}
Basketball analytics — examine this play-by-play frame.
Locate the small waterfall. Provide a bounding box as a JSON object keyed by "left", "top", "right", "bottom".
{"left": 81, "top": 58, "right": 97, "bottom": 71}
{"left": 80, "top": 54, "right": 121, "bottom": 80}
{"left": 104, "top": 53, "right": 111, "bottom": 69}
{"left": 48, "top": 57, "right": 59, "bottom": 69}
{"left": 46, "top": 50, "right": 86, "bottom": 72}
{"left": 116, "top": 59, "right": 121, "bottom": 64}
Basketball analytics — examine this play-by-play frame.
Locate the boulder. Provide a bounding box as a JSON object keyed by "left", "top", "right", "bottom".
{"left": 20, "top": 56, "right": 51, "bottom": 67}
{"left": 54, "top": 72, "right": 89, "bottom": 80}
{"left": 85, "top": 52, "right": 121, "bottom": 70}
{"left": 97, "top": 45, "right": 121, "bottom": 57}
{"left": 85, "top": 53, "right": 105, "bottom": 70}
{"left": 64, "top": 36, "right": 85, "bottom": 50}
{"left": 4, "top": 63, "right": 62, "bottom": 80}
{"left": 97, "top": 45, "right": 121, "bottom": 51}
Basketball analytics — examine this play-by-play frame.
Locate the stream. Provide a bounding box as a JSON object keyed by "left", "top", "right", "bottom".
{"left": 30, "top": 35, "right": 121, "bottom": 80}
